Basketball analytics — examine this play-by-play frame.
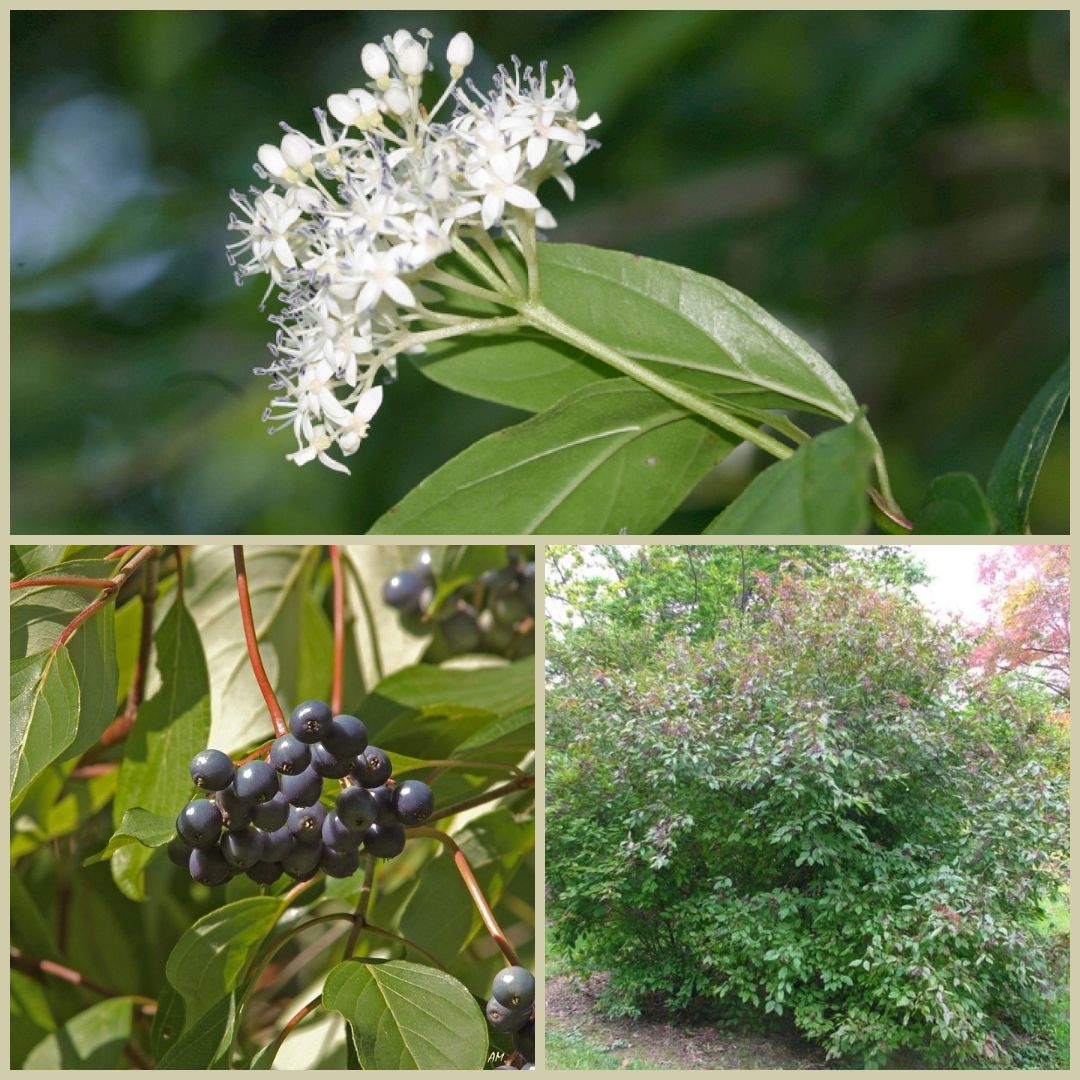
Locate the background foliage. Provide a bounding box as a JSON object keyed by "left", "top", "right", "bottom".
{"left": 11, "top": 544, "right": 534, "bottom": 1069}
{"left": 546, "top": 547, "right": 1069, "bottom": 1068}
{"left": 11, "top": 10, "right": 1068, "bottom": 532}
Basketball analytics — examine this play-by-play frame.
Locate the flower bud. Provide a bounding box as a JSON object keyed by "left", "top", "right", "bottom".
{"left": 446, "top": 31, "right": 474, "bottom": 77}
{"left": 257, "top": 143, "right": 289, "bottom": 179}
{"left": 398, "top": 40, "right": 427, "bottom": 81}
{"left": 327, "top": 93, "right": 362, "bottom": 127}
{"left": 392, "top": 30, "right": 415, "bottom": 53}
{"left": 361, "top": 42, "right": 390, "bottom": 84}
{"left": 381, "top": 84, "right": 412, "bottom": 118}
{"left": 280, "top": 132, "right": 312, "bottom": 170}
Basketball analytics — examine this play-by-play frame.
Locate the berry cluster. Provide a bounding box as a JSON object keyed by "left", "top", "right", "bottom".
{"left": 168, "top": 700, "right": 434, "bottom": 886}
{"left": 487, "top": 965, "right": 535, "bottom": 1070}
{"left": 383, "top": 548, "right": 535, "bottom": 661}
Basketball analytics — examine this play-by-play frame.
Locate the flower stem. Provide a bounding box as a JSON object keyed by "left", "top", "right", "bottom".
{"left": 450, "top": 235, "right": 516, "bottom": 297}
{"left": 514, "top": 210, "right": 540, "bottom": 300}
{"left": 424, "top": 267, "right": 511, "bottom": 306}
{"left": 465, "top": 227, "right": 523, "bottom": 294}
{"left": 517, "top": 300, "right": 796, "bottom": 461}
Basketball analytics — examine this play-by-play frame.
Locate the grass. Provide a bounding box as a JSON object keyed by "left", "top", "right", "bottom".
{"left": 546, "top": 1029, "right": 653, "bottom": 1070}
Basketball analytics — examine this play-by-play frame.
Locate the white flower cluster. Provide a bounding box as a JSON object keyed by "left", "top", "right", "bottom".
{"left": 227, "top": 28, "right": 600, "bottom": 473}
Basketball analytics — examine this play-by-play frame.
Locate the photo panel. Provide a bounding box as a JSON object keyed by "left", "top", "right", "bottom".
{"left": 544, "top": 543, "right": 1069, "bottom": 1070}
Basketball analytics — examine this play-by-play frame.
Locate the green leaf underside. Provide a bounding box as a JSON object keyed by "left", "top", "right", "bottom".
{"left": 371, "top": 379, "right": 738, "bottom": 533}
{"left": 110, "top": 597, "right": 211, "bottom": 900}
{"left": 24, "top": 997, "right": 134, "bottom": 1069}
{"left": 157, "top": 992, "right": 237, "bottom": 1068}
{"left": 415, "top": 242, "right": 859, "bottom": 421}
{"left": 986, "top": 359, "right": 1069, "bottom": 534}
{"left": 704, "top": 419, "right": 875, "bottom": 534}
{"left": 915, "top": 472, "right": 997, "bottom": 534}
{"left": 85, "top": 807, "right": 176, "bottom": 865}
{"left": 165, "top": 897, "right": 284, "bottom": 1030}
{"left": 322, "top": 959, "right": 488, "bottom": 1069}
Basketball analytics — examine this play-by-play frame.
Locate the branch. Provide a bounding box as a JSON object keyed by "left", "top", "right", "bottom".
{"left": 10, "top": 576, "right": 118, "bottom": 591}
{"left": 263, "top": 994, "right": 322, "bottom": 1062}
{"left": 234, "top": 546, "right": 287, "bottom": 737}
{"left": 329, "top": 545, "right": 345, "bottom": 715}
{"left": 422, "top": 773, "right": 534, "bottom": 823}
{"left": 343, "top": 855, "right": 378, "bottom": 958}
{"left": 10, "top": 947, "right": 154, "bottom": 1009}
{"left": 409, "top": 828, "right": 521, "bottom": 966}
{"left": 364, "top": 925, "right": 448, "bottom": 971}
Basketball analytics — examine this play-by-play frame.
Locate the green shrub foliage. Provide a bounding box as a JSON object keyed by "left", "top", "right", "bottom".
{"left": 547, "top": 569, "right": 1069, "bottom": 1067}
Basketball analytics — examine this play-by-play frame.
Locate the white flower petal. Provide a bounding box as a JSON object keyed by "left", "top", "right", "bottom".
{"left": 503, "top": 184, "right": 541, "bottom": 210}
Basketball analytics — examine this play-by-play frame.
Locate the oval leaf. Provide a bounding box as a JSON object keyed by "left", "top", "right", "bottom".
{"left": 157, "top": 991, "right": 237, "bottom": 1069}
{"left": 416, "top": 243, "right": 860, "bottom": 420}
{"left": 322, "top": 958, "right": 488, "bottom": 1069}
{"left": 371, "top": 379, "right": 738, "bottom": 534}
{"left": 85, "top": 807, "right": 176, "bottom": 865}
{"left": 987, "top": 359, "right": 1069, "bottom": 534}
{"left": 24, "top": 997, "right": 134, "bottom": 1069}
{"left": 914, "top": 472, "right": 997, "bottom": 535}
{"left": 704, "top": 419, "right": 875, "bottom": 534}
{"left": 165, "top": 897, "right": 284, "bottom": 1029}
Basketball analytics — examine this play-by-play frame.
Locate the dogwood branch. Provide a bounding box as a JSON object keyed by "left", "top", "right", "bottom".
{"left": 329, "top": 545, "right": 345, "bottom": 715}
{"left": 234, "top": 546, "right": 287, "bottom": 737}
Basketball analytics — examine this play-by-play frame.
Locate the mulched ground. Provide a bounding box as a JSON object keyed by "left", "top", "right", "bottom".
{"left": 547, "top": 971, "right": 828, "bottom": 1070}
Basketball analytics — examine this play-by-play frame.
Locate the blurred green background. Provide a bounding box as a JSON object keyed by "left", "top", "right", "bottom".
{"left": 11, "top": 9, "right": 1068, "bottom": 533}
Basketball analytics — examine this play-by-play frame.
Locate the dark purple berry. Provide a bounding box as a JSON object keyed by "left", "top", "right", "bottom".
{"left": 288, "top": 802, "right": 328, "bottom": 844}
{"left": 492, "top": 967, "right": 535, "bottom": 1011}
{"left": 281, "top": 840, "right": 323, "bottom": 879}
{"left": 485, "top": 998, "right": 527, "bottom": 1033}
{"left": 233, "top": 760, "right": 278, "bottom": 803}
{"left": 262, "top": 826, "right": 294, "bottom": 863}
{"left": 336, "top": 785, "right": 377, "bottom": 831}
{"left": 289, "top": 700, "right": 333, "bottom": 744}
{"left": 216, "top": 785, "right": 254, "bottom": 829}
{"left": 415, "top": 549, "right": 435, "bottom": 583}
{"left": 269, "top": 734, "right": 311, "bottom": 775}
{"left": 321, "top": 714, "right": 368, "bottom": 758}
{"left": 189, "top": 847, "right": 231, "bottom": 886}
{"left": 440, "top": 610, "right": 482, "bottom": 654}
{"left": 363, "top": 821, "right": 406, "bottom": 859}
{"left": 382, "top": 570, "right": 426, "bottom": 613}
{"left": 321, "top": 846, "right": 361, "bottom": 878}
{"left": 513, "top": 1020, "right": 534, "bottom": 1060}
{"left": 322, "top": 810, "right": 363, "bottom": 852}
{"left": 369, "top": 784, "right": 399, "bottom": 826}
{"left": 177, "top": 798, "right": 223, "bottom": 848}
{"left": 251, "top": 791, "right": 289, "bottom": 831}
{"left": 247, "top": 860, "right": 283, "bottom": 886}
{"left": 167, "top": 834, "right": 193, "bottom": 868}
{"left": 392, "top": 780, "right": 434, "bottom": 825}
{"left": 189, "top": 748, "right": 235, "bottom": 791}
{"left": 310, "top": 742, "right": 354, "bottom": 779}
{"left": 280, "top": 766, "right": 323, "bottom": 807}
{"left": 352, "top": 746, "right": 392, "bottom": 788}
{"left": 221, "top": 826, "right": 266, "bottom": 869}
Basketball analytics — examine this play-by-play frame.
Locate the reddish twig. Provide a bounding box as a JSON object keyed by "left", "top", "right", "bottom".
{"left": 409, "top": 828, "right": 522, "bottom": 966}
{"left": 234, "top": 546, "right": 287, "bottom": 737}
{"left": 10, "top": 576, "right": 118, "bottom": 591}
{"left": 236, "top": 738, "right": 275, "bottom": 767}
{"left": 10, "top": 947, "right": 154, "bottom": 1004}
{"left": 365, "top": 925, "right": 448, "bottom": 971}
{"left": 423, "top": 774, "right": 535, "bottom": 824}
{"left": 51, "top": 546, "right": 158, "bottom": 655}
{"left": 69, "top": 763, "right": 119, "bottom": 780}
{"left": 104, "top": 545, "right": 136, "bottom": 560}
{"left": 263, "top": 994, "right": 322, "bottom": 1062}
{"left": 329, "top": 545, "right": 345, "bottom": 715}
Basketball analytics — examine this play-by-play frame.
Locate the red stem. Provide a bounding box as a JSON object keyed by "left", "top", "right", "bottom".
{"left": 70, "top": 763, "right": 119, "bottom": 779}
{"left": 329, "top": 545, "right": 345, "bottom": 715}
{"left": 10, "top": 576, "right": 117, "bottom": 591}
{"left": 234, "top": 546, "right": 287, "bottom": 737}
{"left": 409, "top": 828, "right": 522, "bottom": 966}
{"left": 236, "top": 738, "right": 275, "bottom": 767}
{"left": 104, "top": 545, "right": 136, "bottom": 560}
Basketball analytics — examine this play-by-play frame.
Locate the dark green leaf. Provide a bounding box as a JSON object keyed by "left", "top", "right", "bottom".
{"left": 85, "top": 807, "right": 177, "bottom": 865}
{"left": 914, "top": 472, "right": 997, "bottom": 534}
{"left": 110, "top": 596, "right": 211, "bottom": 900}
{"left": 156, "top": 991, "right": 237, "bottom": 1068}
{"left": 987, "top": 359, "right": 1069, "bottom": 533}
{"left": 323, "top": 959, "right": 488, "bottom": 1069}
{"left": 704, "top": 419, "right": 875, "bottom": 534}
{"left": 165, "top": 897, "right": 284, "bottom": 1029}
{"left": 151, "top": 981, "right": 186, "bottom": 1061}
{"left": 370, "top": 379, "right": 737, "bottom": 534}
{"left": 23, "top": 997, "right": 134, "bottom": 1069}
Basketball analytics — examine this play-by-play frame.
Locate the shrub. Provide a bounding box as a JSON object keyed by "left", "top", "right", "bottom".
{"left": 547, "top": 569, "right": 1068, "bottom": 1067}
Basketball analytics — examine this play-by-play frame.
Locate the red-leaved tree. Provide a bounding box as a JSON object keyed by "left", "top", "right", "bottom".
{"left": 973, "top": 546, "right": 1069, "bottom": 702}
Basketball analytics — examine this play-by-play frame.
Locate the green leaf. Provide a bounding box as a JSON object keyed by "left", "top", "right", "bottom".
{"left": 110, "top": 596, "right": 211, "bottom": 900}
{"left": 11, "top": 971, "right": 56, "bottom": 1068}
{"left": 10, "top": 649, "right": 80, "bottom": 810}
{"left": 185, "top": 546, "right": 322, "bottom": 750}
{"left": 10, "top": 545, "right": 67, "bottom": 577}
{"left": 157, "top": 991, "right": 237, "bottom": 1068}
{"left": 85, "top": 807, "right": 177, "bottom": 865}
{"left": 10, "top": 873, "right": 61, "bottom": 962}
{"left": 704, "top": 419, "right": 875, "bottom": 534}
{"left": 151, "top": 981, "right": 186, "bottom": 1060}
{"left": 914, "top": 472, "right": 997, "bottom": 534}
{"left": 417, "top": 242, "right": 859, "bottom": 421}
{"left": 165, "top": 897, "right": 284, "bottom": 1029}
{"left": 371, "top": 379, "right": 738, "bottom": 533}
{"left": 323, "top": 959, "right": 488, "bottom": 1069}
{"left": 23, "top": 997, "right": 134, "bottom": 1069}
{"left": 987, "top": 359, "right": 1069, "bottom": 533}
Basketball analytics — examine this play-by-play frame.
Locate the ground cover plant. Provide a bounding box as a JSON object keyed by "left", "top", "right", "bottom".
{"left": 546, "top": 546, "right": 1069, "bottom": 1068}
{"left": 12, "top": 12, "right": 1068, "bottom": 534}
{"left": 10, "top": 543, "right": 535, "bottom": 1069}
